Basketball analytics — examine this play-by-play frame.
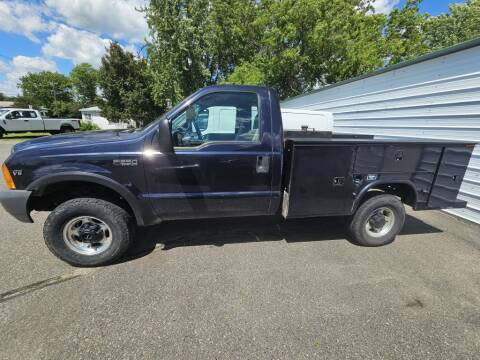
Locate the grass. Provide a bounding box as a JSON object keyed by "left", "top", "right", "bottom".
{"left": 1, "top": 132, "right": 51, "bottom": 140}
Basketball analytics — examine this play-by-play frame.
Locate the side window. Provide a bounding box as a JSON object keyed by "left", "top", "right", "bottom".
{"left": 170, "top": 92, "right": 260, "bottom": 147}
{"left": 28, "top": 111, "right": 37, "bottom": 118}
{"left": 11, "top": 111, "right": 20, "bottom": 119}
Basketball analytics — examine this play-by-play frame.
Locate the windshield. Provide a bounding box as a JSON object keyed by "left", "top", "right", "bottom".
{"left": 0, "top": 109, "right": 9, "bottom": 116}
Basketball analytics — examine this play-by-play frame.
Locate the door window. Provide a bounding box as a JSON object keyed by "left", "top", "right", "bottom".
{"left": 9, "top": 111, "right": 21, "bottom": 119}
{"left": 170, "top": 92, "right": 260, "bottom": 147}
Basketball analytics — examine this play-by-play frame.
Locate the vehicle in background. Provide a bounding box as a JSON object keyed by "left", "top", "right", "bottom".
{"left": 0, "top": 108, "right": 80, "bottom": 138}
{"left": 0, "top": 85, "right": 475, "bottom": 267}
{"left": 281, "top": 108, "right": 333, "bottom": 132}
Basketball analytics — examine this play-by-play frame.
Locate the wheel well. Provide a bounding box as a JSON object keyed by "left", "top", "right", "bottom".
{"left": 29, "top": 181, "right": 135, "bottom": 217}
{"left": 61, "top": 124, "right": 74, "bottom": 129}
{"left": 358, "top": 183, "right": 417, "bottom": 207}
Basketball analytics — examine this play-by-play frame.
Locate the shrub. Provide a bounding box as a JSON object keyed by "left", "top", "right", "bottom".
{"left": 79, "top": 121, "right": 101, "bottom": 131}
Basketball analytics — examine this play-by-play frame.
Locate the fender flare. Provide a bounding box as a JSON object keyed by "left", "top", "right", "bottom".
{"left": 27, "top": 172, "right": 149, "bottom": 226}
{"left": 351, "top": 180, "right": 418, "bottom": 213}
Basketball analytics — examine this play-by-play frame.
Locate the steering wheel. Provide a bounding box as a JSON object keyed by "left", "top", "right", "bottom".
{"left": 172, "top": 128, "right": 186, "bottom": 146}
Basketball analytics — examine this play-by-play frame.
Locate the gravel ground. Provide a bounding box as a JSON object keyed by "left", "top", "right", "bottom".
{"left": 0, "top": 139, "right": 479, "bottom": 359}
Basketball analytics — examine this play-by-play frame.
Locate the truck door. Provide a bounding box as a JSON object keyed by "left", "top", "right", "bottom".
{"left": 144, "top": 90, "right": 275, "bottom": 220}
{"left": 4, "top": 110, "right": 31, "bottom": 132}
{"left": 26, "top": 110, "right": 45, "bottom": 131}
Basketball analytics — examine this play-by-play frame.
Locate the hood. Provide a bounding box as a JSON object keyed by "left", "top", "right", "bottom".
{"left": 12, "top": 130, "right": 142, "bottom": 153}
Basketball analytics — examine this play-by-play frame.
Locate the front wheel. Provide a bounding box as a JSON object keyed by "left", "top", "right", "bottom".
{"left": 348, "top": 194, "right": 405, "bottom": 246}
{"left": 43, "top": 198, "right": 134, "bottom": 266}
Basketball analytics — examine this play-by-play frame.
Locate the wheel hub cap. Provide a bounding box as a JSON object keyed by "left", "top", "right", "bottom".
{"left": 369, "top": 212, "right": 387, "bottom": 229}
{"left": 63, "top": 216, "right": 113, "bottom": 255}
{"left": 78, "top": 222, "right": 103, "bottom": 243}
{"left": 365, "top": 207, "right": 395, "bottom": 238}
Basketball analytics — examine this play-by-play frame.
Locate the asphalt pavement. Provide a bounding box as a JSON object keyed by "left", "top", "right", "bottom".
{"left": 0, "top": 139, "right": 479, "bottom": 359}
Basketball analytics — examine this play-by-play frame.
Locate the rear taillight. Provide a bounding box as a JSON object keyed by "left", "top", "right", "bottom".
{"left": 2, "top": 164, "right": 16, "bottom": 189}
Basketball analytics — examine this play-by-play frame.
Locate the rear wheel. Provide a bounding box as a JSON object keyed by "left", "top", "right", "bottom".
{"left": 348, "top": 194, "right": 405, "bottom": 246}
{"left": 44, "top": 198, "right": 134, "bottom": 266}
{"left": 60, "top": 126, "right": 74, "bottom": 133}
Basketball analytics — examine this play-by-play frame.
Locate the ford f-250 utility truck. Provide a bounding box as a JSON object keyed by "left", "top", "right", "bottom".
{"left": 0, "top": 108, "right": 80, "bottom": 137}
{"left": 0, "top": 86, "right": 475, "bottom": 266}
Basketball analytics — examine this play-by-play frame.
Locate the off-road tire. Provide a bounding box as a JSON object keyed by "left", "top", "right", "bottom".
{"left": 43, "top": 198, "right": 133, "bottom": 266}
{"left": 348, "top": 194, "right": 405, "bottom": 247}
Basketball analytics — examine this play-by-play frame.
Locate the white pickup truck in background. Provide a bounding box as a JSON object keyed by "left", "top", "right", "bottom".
{"left": 0, "top": 108, "right": 80, "bottom": 138}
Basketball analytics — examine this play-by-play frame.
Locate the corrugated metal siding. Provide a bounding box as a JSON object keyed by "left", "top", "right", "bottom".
{"left": 282, "top": 44, "right": 480, "bottom": 224}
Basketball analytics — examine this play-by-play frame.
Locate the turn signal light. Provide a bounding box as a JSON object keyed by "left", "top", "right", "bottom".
{"left": 2, "top": 164, "right": 16, "bottom": 190}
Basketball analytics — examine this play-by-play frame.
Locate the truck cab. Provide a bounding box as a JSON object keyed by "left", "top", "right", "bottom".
{"left": 147, "top": 86, "right": 282, "bottom": 219}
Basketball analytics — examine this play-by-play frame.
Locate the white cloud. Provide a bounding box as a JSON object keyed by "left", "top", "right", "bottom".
{"left": 0, "top": 1, "right": 51, "bottom": 42}
{"left": 0, "top": 60, "right": 9, "bottom": 74}
{"left": 45, "top": 0, "right": 148, "bottom": 43}
{"left": 42, "top": 25, "right": 112, "bottom": 68}
{"left": 372, "top": 0, "right": 401, "bottom": 14}
{"left": 0, "top": 56, "right": 57, "bottom": 96}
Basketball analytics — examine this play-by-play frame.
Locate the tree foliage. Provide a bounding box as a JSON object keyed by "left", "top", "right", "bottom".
{"left": 98, "top": 42, "right": 162, "bottom": 126}
{"left": 70, "top": 63, "right": 98, "bottom": 105}
{"left": 18, "top": 71, "right": 72, "bottom": 109}
{"left": 146, "top": 0, "right": 258, "bottom": 106}
{"left": 423, "top": 0, "right": 480, "bottom": 50}
{"left": 384, "top": 0, "right": 429, "bottom": 64}
{"left": 9, "top": 0, "right": 480, "bottom": 122}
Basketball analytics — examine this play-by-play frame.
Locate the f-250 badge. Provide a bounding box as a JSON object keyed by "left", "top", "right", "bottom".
{"left": 113, "top": 159, "right": 138, "bottom": 167}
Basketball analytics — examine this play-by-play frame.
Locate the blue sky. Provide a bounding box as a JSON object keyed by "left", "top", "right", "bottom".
{"left": 0, "top": 0, "right": 467, "bottom": 96}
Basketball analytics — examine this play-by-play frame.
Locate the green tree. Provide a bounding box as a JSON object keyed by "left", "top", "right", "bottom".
{"left": 70, "top": 63, "right": 98, "bottom": 105}
{"left": 18, "top": 71, "right": 72, "bottom": 109}
{"left": 146, "top": 0, "right": 258, "bottom": 106}
{"left": 98, "top": 42, "right": 162, "bottom": 126}
{"left": 12, "top": 95, "right": 42, "bottom": 109}
{"left": 423, "top": 0, "right": 480, "bottom": 50}
{"left": 222, "top": 63, "right": 266, "bottom": 86}
{"left": 49, "top": 100, "right": 83, "bottom": 118}
{"left": 225, "top": 0, "right": 387, "bottom": 98}
{"left": 384, "top": 0, "right": 429, "bottom": 65}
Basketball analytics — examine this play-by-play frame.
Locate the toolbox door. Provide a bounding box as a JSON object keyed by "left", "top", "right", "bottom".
{"left": 283, "top": 145, "right": 355, "bottom": 218}
{"left": 427, "top": 146, "right": 471, "bottom": 208}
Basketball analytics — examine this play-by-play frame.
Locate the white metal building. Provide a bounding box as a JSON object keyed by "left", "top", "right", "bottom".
{"left": 79, "top": 106, "right": 132, "bottom": 130}
{"left": 282, "top": 37, "right": 480, "bottom": 224}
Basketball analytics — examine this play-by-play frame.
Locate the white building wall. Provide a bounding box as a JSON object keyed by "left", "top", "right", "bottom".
{"left": 81, "top": 111, "right": 130, "bottom": 130}
{"left": 282, "top": 39, "right": 480, "bottom": 224}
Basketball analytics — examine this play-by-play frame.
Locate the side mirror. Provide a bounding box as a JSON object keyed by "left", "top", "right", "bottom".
{"left": 156, "top": 117, "right": 175, "bottom": 153}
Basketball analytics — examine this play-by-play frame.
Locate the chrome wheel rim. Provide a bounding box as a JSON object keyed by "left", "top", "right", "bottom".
{"left": 365, "top": 207, "right": 395, "bottom": 238}
{"left": 63, "top": 216, "right": 112, "bottom": 255}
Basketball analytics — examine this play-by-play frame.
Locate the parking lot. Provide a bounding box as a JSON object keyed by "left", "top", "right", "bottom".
{"left": 0, "top": 139, "right": 479, "bottom": 359}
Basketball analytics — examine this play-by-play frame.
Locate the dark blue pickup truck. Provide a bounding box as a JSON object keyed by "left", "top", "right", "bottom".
{"left": 0, "top": 86, "right": 475, "bottom": 266}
